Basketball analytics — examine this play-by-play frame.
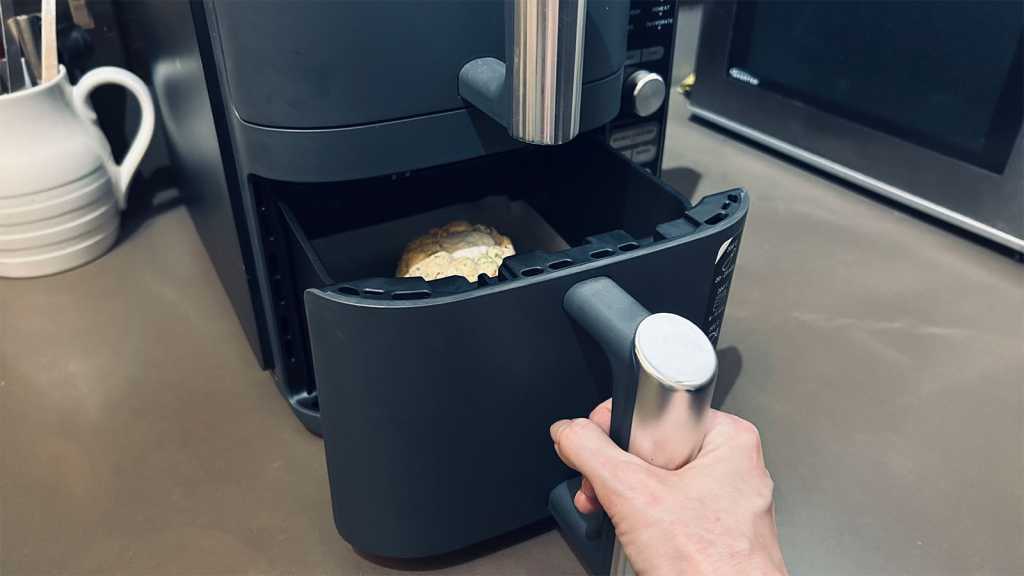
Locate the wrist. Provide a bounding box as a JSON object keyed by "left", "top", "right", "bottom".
{"left": 666, "top": 535, "right": 786, "bottom": 576}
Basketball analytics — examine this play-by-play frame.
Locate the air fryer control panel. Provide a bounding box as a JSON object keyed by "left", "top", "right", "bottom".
{"left": 604, "top": 1, "right": 678, "bottom": 175}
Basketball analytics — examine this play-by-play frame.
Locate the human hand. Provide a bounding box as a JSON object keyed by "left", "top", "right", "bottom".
{"left": 550, "top": 400, "right": 787, "bottom": 576}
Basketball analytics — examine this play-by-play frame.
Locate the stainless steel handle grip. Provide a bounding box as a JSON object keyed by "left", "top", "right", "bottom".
{"left": 629, "top": 313, "right": 717, "bottom": 469}
{"left": 610, "top": 313, "right": 718, "bottom": 576}
{"left": 510, "top": 0, "right": 586, "bottom": 144}
{"left": 556, "top": 278, "right": 719, "bottom": 576}
{"left": 459, "top": 0, "right": 587, "bottom": 145}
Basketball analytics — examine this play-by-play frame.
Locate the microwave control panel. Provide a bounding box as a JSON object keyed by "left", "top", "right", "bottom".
{"left": 604, "top": 1, "right": 678, "bottom": 175}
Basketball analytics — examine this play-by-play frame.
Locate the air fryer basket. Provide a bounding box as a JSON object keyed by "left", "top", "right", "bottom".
{"left": 262, "top": 136, "right": 722, "bottom": 297}
{"left": 250, "top": 136, "right": 729, "bottom": 426}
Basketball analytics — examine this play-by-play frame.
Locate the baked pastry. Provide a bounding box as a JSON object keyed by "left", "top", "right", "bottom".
{"left": 396, "top": 220, "right": 515, "bottom": 281}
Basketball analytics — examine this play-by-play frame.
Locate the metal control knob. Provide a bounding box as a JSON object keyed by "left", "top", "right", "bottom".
{"left": 625, "top": 70, "right": 666, "bottom": 117}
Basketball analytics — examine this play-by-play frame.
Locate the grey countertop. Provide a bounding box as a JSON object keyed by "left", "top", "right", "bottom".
{"left": 663, "top": 108, "right": 1024, "bottom": 576}
{"left": 2, "top": 7, "right": 1022, "bottom": 575}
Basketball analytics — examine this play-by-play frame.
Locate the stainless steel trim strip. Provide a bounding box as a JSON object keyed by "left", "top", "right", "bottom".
{"left": 689, "top": 105, "right": 1024, "bottom": 252}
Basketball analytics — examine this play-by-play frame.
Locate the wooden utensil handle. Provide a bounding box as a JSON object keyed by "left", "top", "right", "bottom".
{"left": 41, "top": 0, "right": 57, "bottom": 82}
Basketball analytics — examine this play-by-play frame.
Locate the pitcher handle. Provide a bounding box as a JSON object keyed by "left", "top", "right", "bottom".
{"left": 71, "top": 66, "right": 155, "bottom": 210}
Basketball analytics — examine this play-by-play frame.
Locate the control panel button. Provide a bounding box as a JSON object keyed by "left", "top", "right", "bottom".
{"left": 609, "top": 123, "right": 660, "bottom": 149}
{"left": 625, "top": 49, "right": 642, "bottom": 66}
{"left": 609, "top": 131, "right": 632, "bottom": 149}
{"left": 641, "top": 46, "right": 665, "bottom": 62}
{"left": 632, "top": 144, "right": 658, "bottom": 164}
{"left": 650, "top": 3, "right": 674, "bottom": 16}
{"left": 633, "top": 123, "right": 660, "bottom": 144}
{"left": 645, "top": 17, "right": 674, "bottom": 29}
{"left": 625, "top": 70, "right": 667, "bottom": 117}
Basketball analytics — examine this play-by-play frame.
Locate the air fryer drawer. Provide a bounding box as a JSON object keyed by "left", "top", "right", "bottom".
{"left": 253, "top": 136, "right": 748, "bottom": 558}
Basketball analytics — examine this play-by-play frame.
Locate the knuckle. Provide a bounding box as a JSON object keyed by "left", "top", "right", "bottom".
{"left": 750, "top": 467, "right": 775, "bottom": 509}
{"left": 562, "top": 418, "right": 592, "bottom": 442}
{"left": 733, "top": 418, "right": 763, "bottom": 450}
{"left": 757, "top": 486, "right": 775, "bottom": 511}
{"left": 570, "top": 417, "right": 592, "bottom": 432}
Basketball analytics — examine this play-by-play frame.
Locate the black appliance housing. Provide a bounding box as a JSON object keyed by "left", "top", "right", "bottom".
{"left": 122, "top": 0, "right": 749, "bottom": 559}
{"left": 691, "top": 1, "right": 1023, "bottom": 252}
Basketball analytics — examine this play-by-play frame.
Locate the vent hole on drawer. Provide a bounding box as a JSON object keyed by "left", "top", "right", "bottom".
{"left": 704, "top": 212, "right": 728, "bottom": 225}
{"left": 361, "top": 288, "right": 384, "bottom": 296}
{"left": 335, "top": 285, "right": 360, "bottom": 296}
{"left": 548, "top": 259, "right": 573, "bottom": 271}
{"left": 617, "top": 242, "right": 639, "bottom": 252}
{"left": 590, "top": 248, "right": 614, "bottom": 259}
{"left": 728, "top": 193, "right": 740, "bottom": 203}
{"left": 393, "top": 290, "right": 431, "bottom": 300}
{"left": 521, "top": 267, "right": 544, "bottom": 277}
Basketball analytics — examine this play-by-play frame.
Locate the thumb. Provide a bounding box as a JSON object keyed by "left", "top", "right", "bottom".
{"left": 550, "top": 418, "right": 648, "bottom": 506}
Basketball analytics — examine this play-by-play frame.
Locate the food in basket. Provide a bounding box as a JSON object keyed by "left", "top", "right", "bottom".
{"left": 396, "top": 220, "right": 515, "bottom": 281}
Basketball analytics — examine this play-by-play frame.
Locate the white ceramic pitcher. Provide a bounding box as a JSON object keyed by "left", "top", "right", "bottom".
{"left": 0, "top": 66, "right": 154, "bottom": 277}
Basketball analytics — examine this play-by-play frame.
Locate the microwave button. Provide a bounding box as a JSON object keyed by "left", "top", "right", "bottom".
{"left": 625, "top": 49, "right": 642, "bottom": 66}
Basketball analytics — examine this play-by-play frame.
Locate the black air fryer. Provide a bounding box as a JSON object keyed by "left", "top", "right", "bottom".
{"left": 122, "top": 0, "right": 747, "bottom": 566}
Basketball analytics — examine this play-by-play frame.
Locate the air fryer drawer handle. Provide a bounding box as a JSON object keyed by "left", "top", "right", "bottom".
{"left": 459, "top": 0, "right": 586, "bottom": 145}
{"left": 552, "top": 277, "right": 718, "bottom": 576}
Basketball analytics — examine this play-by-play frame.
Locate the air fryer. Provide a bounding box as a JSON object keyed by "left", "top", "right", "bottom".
{"left": 123, "top": 0, "right": 745, "bottom": 565}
